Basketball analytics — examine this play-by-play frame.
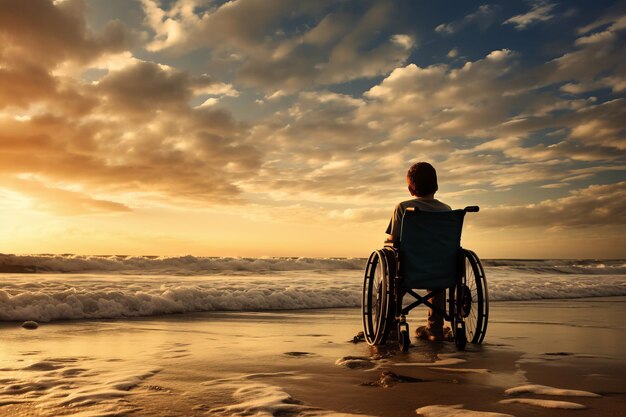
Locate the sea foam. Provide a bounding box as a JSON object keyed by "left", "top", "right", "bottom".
{"left": 0, "top": 275, "right": 360, "bottom": 322}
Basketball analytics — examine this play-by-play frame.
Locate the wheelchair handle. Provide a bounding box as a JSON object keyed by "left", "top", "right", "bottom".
{"left": 464, "top": 206, "right": 480, "bottom": 213}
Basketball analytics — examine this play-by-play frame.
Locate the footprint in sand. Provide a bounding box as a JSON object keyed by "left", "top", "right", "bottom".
{"left": 22, "top": 362, "right": 65, "bottom": 371}
{"left": 283, "top": 351, "right": 316, "bottom": 357}
{"left": 362, "top": 370, "right": 424, "bottom": 388}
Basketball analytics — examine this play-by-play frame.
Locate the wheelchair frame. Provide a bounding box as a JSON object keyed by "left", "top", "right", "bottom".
{"left": 362, "top": 206, "right": 488, "bottom": 351}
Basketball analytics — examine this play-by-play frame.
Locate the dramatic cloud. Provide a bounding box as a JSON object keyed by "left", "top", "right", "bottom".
{"left": 242, "top": 11, "right": 625, "bottom": 204}
{"left": 0, "top": 1, "right": 262, "bottom": 209}
{"left": 140, "top": 0, "right": 414, "bottom": 92}
{"left": 0, "top": 0, "right": 624, "bottom": 256}
{"left": 0, "top": 105, "right": 261, "bottom": 206}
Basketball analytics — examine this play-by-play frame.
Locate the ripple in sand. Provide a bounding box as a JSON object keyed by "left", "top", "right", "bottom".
{"left": 202, "top": 371, "right": 307, "bottom": 386}
{"left": 500, "top": 398, "right": 586, "bottom": 409}
{"left": 0, "top": 398, "right": 32, "bottom": 406}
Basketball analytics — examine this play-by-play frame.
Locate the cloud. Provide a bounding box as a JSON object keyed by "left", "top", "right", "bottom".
{"left": 140, "top": 0, "right": 413, "bottom": 92}
{"left": 1, "top": 0, "right": 624, "bottom": 228}
{"left": 0, "top": 104, "right": 262, "bottom": 206}
{"left": 0, "top": 1, "right": 269, "bottom": 211}
{"left": 244, "top": 23, "right": 625, "bottom": 200}
{"left": 540, "top": 183, "right": 569, "bottom": 189}
{"left": 544, "top": 16, "right": 625, "bottom": 88}
{"left": 96, "top": 61, "right": 216, "bottom": 115}
{"left": 0, "top": 0, "right": 134, "bottom": 114}
{"left": 503, "top": 1, "right": 556, "bottom": 30}
{"left": 361, "top": 50, "right": 524, "bottom": 139}
{"left": 435, "top": 5, "right": 497, "bottom": 35}
{"left": 577, "top": 5, "right": 626, "bottom": 35}
{"left": 328, "top": 207, "right": 389, "bottom": 223}
{"left": 0, "top": 0, "right": 132, "bottom": 67}
{"left": 477, "top": 182, "right": 626, "bottom": 228}
{"left": 1, "top": 177, "right": 131, "bottom": 216}
{"left": 390, "top": 34, "right": 414, "bottom": 50}
{"left": 566, "top": 100, "right": 626, "bottom": 150}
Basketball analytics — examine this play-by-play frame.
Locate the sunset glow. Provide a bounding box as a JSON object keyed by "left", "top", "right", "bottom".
{"left": 1, "top": 0, "right": 624, "bottom": 258}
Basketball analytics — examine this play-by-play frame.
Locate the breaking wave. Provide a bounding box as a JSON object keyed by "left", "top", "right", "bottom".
{"left": 1, "top": 254, "right": 625, "bottom": 275}
{"left": 0, "top": 254, "right": 366, "bottom": 274}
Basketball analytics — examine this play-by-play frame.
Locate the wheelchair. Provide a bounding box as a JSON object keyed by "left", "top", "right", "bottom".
{"left": 362, "top": 206, "right": 488, "bottom": 352}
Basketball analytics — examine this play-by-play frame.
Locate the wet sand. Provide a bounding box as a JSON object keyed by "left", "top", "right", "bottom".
{"left": 1, "top": 297, "right": 625, "bottom": 417}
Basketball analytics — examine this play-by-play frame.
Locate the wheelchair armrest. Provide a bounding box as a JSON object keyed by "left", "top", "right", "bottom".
{"left": 463, "top": 206, "right": 480, "bottom": 213}
{"left": 384, "top": 239, "right": 399, "bottom": 249}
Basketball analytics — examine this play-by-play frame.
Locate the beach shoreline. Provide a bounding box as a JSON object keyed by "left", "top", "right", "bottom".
{"left": 1, "top": 297, "right": 625, "bottom": 416}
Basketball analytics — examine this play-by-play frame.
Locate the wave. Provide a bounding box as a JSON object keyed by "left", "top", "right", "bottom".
{"left": 0, "top": 254, "right": 366, "bottom": 274}
{"left": 1, "top": 272, "right": 625, "bottom": 322}
{"left": 482, "top": 259, "right": 626, "bottom": 275}
{"left": 1, "top": 254, "right": 625, "bottom": 275}
{"left": 0, "top": 282, "right": 361, "bottom": 322}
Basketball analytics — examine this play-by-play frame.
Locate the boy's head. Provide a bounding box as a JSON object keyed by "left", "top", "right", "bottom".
{"left": 407, "top": 162, "right": 438, "bottom": 197}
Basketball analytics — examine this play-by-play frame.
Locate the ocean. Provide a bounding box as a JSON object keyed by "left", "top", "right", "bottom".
{"left": 1, "top": 254, "right": 625, "bottom": 322}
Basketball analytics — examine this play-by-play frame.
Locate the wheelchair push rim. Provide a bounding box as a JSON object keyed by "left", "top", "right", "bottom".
{"left": 362, "top": 249, "right": 394, "bottom": 345}
{"left": 457, "top": 249, "right": 489, "bottom": 344}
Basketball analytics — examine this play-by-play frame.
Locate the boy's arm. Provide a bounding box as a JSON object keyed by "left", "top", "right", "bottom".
{"left": 384, "top": 203, "right": 403, "bottom": 244}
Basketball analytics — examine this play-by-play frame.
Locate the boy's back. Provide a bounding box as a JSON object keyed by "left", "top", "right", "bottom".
{"left": 386, "top": 197, "right": 451, "bottom": 243}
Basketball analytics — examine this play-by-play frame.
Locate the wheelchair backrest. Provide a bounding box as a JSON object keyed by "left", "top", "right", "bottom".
{"left": 399, "top": 208, "right": 465, "bottom": 290}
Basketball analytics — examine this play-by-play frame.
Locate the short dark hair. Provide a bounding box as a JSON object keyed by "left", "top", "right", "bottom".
{"left": 407, "top": 162, "right": 438, "bottom": 196}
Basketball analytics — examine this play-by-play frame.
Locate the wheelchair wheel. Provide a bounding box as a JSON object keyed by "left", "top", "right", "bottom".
{"left": 362, "top": 249, "right": 396, "bottom": 345}
{"left": 457, "top": 249, "right": 489, "bottom": 344}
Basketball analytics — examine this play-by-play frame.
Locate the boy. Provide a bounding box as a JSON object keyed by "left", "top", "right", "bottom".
{"left": 385, "top": 162, "right": 451, "bottom": 341}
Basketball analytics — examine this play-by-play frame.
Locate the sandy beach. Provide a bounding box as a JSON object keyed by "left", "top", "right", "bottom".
{"left": 1, "top": 296, "right": 625, "bottom": 417}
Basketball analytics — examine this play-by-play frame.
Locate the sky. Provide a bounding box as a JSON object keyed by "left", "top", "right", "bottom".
{"left": 0, "top": 0, "right": 624, "bottom": 258}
